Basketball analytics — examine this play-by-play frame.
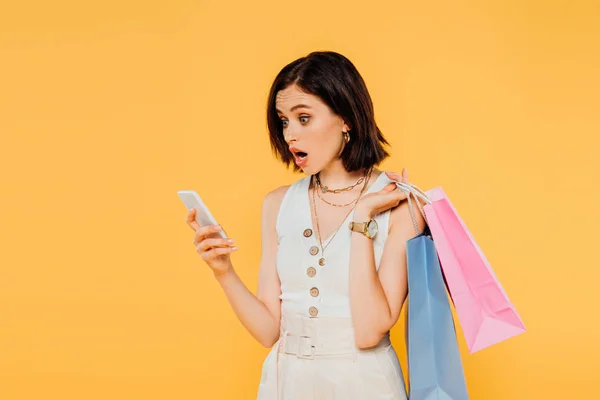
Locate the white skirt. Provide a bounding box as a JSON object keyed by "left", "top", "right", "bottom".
{"left": 256, "top": 312, "right": 408, "bottom": 400}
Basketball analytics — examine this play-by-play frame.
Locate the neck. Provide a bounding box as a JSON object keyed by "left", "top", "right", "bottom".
{"left": 316, "top": 163, "right": 372, "bottom": 188}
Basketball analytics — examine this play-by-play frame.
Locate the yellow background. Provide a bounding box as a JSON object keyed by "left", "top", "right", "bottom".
{"left": 1, "top": 0, "right": 598, "bottom": 399}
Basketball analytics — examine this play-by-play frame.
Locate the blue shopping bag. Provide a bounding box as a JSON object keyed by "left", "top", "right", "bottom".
{"left": 401, "top": 184, "right": 469, "bottom": 400}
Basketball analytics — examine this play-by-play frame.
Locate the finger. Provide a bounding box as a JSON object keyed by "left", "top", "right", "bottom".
{"left": 374, "top": 183, "right": 397, "bottom": 195}
{"left": 388, "top": 172, "right": 408, "bottom": 186}
{"left": 193, "top": 224, "right": 223, "bottom": 243}
{"left": 382, "top": 182, "right": 396, "bottom": 192}
{"left": 378, "top": 187, "right": 407, "bottom": 207}
{"left": 186, "top": 208, "right": 200, "bottom": 231}
{"left": 396, "top": 184, "right": 411, "bottom": 197}
{"left": 388, "top": 170, "right": 406, "bottom": 182}
{"left": 371, "top": 189, "right": 408, "bottom": 215}
{"left": 402, "top": 168, "right": 409, "bottom": 182}
{"left": 214, "top": 246, "right": 238, "bottom": 255}
{"left": 196, "top": 237, "right": 235, "bottom": 252}
{"left": 200, "top": 246, "right": 239, "bottom": 260}
{"left": 385, "top": 171, "right": 402, "bottom": 181}
{"left": 384, "top": 184, "right": 407, "bottom": 200}
{"left": 390, "top": 186, "right": 408, "bottom": 198}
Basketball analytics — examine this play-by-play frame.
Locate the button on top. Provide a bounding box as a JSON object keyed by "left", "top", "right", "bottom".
{"left": 318, "top": 258, "right": 325, "bottom": 266}
{"left": 310, "top": 287, "right": 319, "bottom": 297}
{"left": 303, "top": 229, "right": 313, "bottom": 238}
{"left": 309, "top": 246, "right": 319, "bottom": 256}
{"left": 307, "top": 267, "right": 317, "bottom": 277}
{"left": 309, "top": 306, "right": 319, "bottom": 317}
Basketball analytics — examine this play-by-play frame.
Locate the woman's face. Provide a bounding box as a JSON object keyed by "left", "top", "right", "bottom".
{"left": 275, "top": 84, "right": 349, "bottom": 175}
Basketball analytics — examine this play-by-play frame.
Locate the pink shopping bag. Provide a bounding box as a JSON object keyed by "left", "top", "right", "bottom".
{"left": 421, "top": 187, "right": 526, "bottom": 353}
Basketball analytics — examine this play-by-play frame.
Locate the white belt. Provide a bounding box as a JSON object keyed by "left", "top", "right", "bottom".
{"left": 273, "top": 313, "right": 391, "bottom": 399}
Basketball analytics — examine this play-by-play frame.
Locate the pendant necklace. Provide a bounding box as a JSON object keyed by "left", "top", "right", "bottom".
{"left": 311, "top": 167, "right": 372, "bottom": 266}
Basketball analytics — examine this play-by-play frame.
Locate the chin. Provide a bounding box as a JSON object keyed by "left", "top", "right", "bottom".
{"left": 300, "top": 165, "right": 319, "bottom": 175}
{"left": 297, "top": 157, "right": 327, "bottom": 175}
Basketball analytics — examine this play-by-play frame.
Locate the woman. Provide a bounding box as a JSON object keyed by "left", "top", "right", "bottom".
{"left": 186, "top": 51, "right": 427, "bottom": 399}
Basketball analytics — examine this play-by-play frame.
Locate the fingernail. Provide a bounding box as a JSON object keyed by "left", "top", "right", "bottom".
{"left": 232, "top": 246, "right": 239, "bottom": 251}
{"left": 214, "top": 225, "right": 221, "bottom": 230}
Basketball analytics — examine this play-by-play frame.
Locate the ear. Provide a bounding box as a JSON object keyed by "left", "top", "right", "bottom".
{"left": 341, "top": 118, "right": 352, "bottom": 132}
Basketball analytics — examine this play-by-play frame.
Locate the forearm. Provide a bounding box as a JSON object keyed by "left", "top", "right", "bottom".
{"left": 349, "top": 212, "right": 393, "bottom": 348}
{"left": 214, "top": 266, "right": 280, "bottom": 348}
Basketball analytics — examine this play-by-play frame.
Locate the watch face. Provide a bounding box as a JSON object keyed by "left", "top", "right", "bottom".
{"left": 367, "top": 219, "right": 378, "bottom": 237}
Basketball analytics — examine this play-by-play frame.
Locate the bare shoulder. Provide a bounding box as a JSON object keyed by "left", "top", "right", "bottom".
{"left": 261, "top": 184, "right": 292, "bottom": 229}
{"left": 264, "top": 184, "right": 291, "bottom": 203}
{"left": 263, "top": 184, "right": 291, "bottom": 212}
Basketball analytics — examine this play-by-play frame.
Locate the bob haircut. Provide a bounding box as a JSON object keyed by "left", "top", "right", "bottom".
{"left": 266, "top": 51, "right": 391, "bottom": 173}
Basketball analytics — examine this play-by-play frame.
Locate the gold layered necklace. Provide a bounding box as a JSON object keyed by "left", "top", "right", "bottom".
{"left": 311, "top": 167, "right": 373, "bottom": 257}
{"left": 315, "top": 169, "right": 370, "bottom": 207}
{"left": 315, "top": 173, "right": 365, "bottom": 194}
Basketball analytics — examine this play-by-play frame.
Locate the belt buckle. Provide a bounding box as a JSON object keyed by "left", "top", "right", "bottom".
{"left": 296, "top": 335, "right": 315, "bottom": 360}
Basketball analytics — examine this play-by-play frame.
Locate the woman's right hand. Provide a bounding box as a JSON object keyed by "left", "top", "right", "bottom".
{"left": 186, "top": 208, "right": 238, "bottom": 276}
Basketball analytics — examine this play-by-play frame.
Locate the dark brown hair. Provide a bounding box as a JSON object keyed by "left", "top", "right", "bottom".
{"left": 266, "top": 51, "right": 391, "bottom": 173}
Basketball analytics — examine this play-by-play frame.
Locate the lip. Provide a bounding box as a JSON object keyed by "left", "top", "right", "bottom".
{"left": 294, "top": 153, "right": 308, "bottom": 167}
{"left": 289, "top": 146, "right": 308, "bottom": 167}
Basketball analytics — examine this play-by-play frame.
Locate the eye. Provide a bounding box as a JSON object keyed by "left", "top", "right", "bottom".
{"left": 279, "top": 115, "right": 310, "bottom": 128}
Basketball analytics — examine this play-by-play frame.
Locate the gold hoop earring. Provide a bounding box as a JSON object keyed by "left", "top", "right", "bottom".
{"left": 344, "top": 131, "right": 350, "bottom": 143}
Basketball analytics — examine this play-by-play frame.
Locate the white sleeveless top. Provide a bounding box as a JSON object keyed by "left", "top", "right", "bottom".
{"left": 275, "top": 171, "right": 392, "bottom": 319}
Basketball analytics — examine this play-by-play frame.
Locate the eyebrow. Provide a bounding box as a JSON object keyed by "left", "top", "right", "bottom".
{"left": 275, "top": 104, "right": 312, "bottom": 114}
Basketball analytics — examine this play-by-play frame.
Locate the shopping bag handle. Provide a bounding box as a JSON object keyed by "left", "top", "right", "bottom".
{"left": 393, "top": 181, "right": 431, "bottom": 235}
{"left": 395, "top": 181, "right": 431, "bottom": 205}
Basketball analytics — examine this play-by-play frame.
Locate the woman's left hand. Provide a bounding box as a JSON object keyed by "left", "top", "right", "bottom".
{"left": 355, "top": 169, "right": 410, "bottom": 219}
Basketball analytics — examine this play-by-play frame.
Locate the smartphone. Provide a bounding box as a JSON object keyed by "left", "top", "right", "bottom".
{"left": 177, "top": 190, "right": 227, "bottom": 238}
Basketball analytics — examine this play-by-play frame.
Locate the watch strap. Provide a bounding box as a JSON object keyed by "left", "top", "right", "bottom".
{"left": 349, "top": 221, "right": 368, "bottom": 233}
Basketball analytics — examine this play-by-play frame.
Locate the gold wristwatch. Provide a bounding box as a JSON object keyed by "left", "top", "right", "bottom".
{"left": 349, "top": 219, "right": 378, "bottom": 239}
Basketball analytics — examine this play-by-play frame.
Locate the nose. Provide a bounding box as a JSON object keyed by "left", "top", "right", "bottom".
{"left": 284, "top": 127, "right": 299, "bottom": 144}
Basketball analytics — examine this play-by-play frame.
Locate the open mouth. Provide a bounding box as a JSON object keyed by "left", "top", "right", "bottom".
{"left": 292, "top": 150, "right": 308, "bottom": 166}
